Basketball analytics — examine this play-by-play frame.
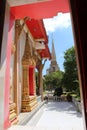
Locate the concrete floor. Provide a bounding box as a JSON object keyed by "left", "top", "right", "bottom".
{"left": 8, "top": 101, "right": 84, "bottom": 130}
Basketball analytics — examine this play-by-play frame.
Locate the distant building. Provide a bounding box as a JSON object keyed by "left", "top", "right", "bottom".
{"left": 46, "top": 39, "right": 60, "bottom": 74}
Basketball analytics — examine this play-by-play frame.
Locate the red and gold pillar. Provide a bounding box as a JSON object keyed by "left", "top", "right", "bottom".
{"left": 22, "top": 33, "right": 37, "bottom": 112}
{"left": 29, "top": 66, "right": 34, "bottom": 95}
{"left": 29, "top": 66, "right": 36, "bottom": 96}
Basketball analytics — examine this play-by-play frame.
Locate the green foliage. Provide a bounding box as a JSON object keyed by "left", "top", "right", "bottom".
{"left": 44, "top": 71, "right": 63, "bottom": 90}
{"left": 62, "top": 46, "right": 80, "bottom": 96}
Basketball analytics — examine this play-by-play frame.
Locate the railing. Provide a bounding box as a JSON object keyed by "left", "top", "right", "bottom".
{"left": 37, "top": 96, "right": 41, "bottom": 102}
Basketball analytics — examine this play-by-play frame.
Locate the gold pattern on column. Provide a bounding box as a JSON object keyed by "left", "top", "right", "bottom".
{"left": 13, "top": 20, "right": 20, "bottom": 115}
{"left": 9, "top": 79, "right": 18, "bottom": 124}
{"left": 13, "top": 19, "right": 27, "bottom": 115}
{"left": 15, "top": 18, "right": 28, "bottom": 40}
{"left": 22, "top": 33, "right": 38, "bottom": 112}
{"left": 11, "top": 42, "right": 16, "bottom": 55}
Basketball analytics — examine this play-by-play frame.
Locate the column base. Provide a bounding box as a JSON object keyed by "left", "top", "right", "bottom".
{"left": 22, "top": 96, "right": 38, "bottom": 112}
{"left": 9, "top": 103, "right": 18, "bottom": 125}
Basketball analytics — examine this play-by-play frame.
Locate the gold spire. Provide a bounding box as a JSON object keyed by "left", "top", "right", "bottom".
{"left": 46, "top": 36, "right": 60, "bottom": 74}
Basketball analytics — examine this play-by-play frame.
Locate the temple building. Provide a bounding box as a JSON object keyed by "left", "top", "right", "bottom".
{"left": 0, "top": 16, "right": 51, "bottom": 129}
{"left": 9, "top": 19, "right": 51, "bottom": 125}
{"left": 46, "top": 39, "right": 60, "bottom": 74}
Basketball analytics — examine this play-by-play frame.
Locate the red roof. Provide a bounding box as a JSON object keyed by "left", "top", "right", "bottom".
{"left": 26, "top": 19, "right": 51, "bottom": 59}
{"left": 38, "top": 44, "right": 51, "bottom": 59}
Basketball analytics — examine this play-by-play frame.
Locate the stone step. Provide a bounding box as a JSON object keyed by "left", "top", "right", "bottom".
{"left": 8, "top": 125, "right": 83, "bottom": 130}
{"left": 18, "top": 101, "right": 46, "bottom": 125}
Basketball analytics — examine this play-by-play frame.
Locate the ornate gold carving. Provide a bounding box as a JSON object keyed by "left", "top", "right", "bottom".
{"left": 22, "top": 33, "right": 36, "bottom": 67}
{"left": 22, "top": 96, "right": 38, "bottom": 112}
{"left": 11, "top": 42, "right": 16, "bottom": 55}
{"left": 21, "top": 33, "right": 38, "bottom": 112}
{"left": 9, "top": 82, "right": 18, "bottom": 124}
{"left": 15, "top": 17, "right": 28, "bottom": 39}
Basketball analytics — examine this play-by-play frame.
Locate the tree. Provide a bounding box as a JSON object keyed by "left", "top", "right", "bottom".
{"left": 44, "top": 71, "right": 63, "bottom": 91}
{"left": 62, "top": 46, "right": 79, "bottom": 93}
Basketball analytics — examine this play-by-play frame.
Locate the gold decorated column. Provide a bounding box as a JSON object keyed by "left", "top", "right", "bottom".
{"left": 22, "top": 33, "right": 30, "bottom": 112}
{"left": 22, "top": 33, "right": 38, "bottom": 112}
{"left": 9, "top": 43, "right": 18, "bottom": 124}
{"left": 13, "top": 20, "right": 19, "bottom": 115}
{"left": 13, "top": 19, "right": 27, "bottom": 114}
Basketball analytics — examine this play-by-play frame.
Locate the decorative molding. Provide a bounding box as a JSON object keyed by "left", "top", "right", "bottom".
{"left": 35, "top": 38, "right": 45, "bottom": 42}
{"left": 35, "top": 41, "right": 45, "bottom": 50}
{"left": 7, "top": 0, "right": 49, "bottom": 7}
{"left": 15, "top": 18, "right": 28, "bottom": 40}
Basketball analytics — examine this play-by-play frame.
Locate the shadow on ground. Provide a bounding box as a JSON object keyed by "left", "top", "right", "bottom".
{"left": 45, "top": 101, "right": 82, "bottom": 118}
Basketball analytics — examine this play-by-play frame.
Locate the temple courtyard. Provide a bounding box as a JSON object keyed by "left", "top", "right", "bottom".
{"left": 8, "top": 101, "right": 84, "bottom": 130}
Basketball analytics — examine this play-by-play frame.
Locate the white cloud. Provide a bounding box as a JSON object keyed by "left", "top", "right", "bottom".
{"left": 43, "top": 13, "right": 71, "bottom": 33}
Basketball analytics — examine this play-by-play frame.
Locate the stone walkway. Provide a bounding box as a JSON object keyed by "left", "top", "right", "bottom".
{"left": 8, "top": 102, "right": 84, "bottom": 130}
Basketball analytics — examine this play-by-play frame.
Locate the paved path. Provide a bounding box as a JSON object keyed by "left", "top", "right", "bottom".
{"left": 37, "top": 102, "right": 84, "bottom": 129}
{"left": 8, "top": 102, "right": 84, "bottom": 130}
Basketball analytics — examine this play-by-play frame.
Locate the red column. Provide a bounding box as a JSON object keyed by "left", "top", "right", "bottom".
{"left": 29, "top": 66, "right": 35, "bottom": 95}
{"left": 4, "top": 12, "right": 15, "bottom": 129}
{"left": 33, "top": 67, "right": 36, "bottom": 96}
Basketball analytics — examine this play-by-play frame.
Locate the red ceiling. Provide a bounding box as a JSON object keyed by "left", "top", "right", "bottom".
{"left": 26, "top": 19, "right": 48, "bottom": 43}
{"left": 11, "top": 0, "right": 70, "bottom": 19}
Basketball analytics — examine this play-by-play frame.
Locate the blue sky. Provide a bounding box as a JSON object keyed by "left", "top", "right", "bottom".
{"left": 43, "top": 13, "right": 74, "bottom": 75}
